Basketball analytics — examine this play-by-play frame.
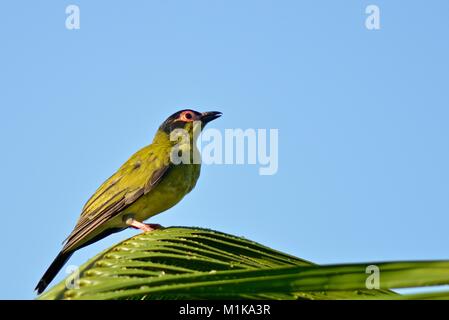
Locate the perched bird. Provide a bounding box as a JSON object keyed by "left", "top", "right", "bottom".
{"left": 35, "top": 109, "right": 222, "bottom": 294}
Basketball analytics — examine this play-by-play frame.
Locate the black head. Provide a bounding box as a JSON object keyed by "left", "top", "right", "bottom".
{"left": 159, "top": 109, "right": 222, "bottom": 133}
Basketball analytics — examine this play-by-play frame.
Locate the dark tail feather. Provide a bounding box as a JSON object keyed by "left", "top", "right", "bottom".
{"left": 35, "top": 251, "right": 73, "bottom": 294}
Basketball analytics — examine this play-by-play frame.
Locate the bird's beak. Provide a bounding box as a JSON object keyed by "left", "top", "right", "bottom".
{"left": 200, "top": 111, "right": 222, "bottom": 124}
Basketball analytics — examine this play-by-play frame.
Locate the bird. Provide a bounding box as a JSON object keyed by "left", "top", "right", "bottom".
{"left": 35, "top": 109, "right": 222, "bottom": 294}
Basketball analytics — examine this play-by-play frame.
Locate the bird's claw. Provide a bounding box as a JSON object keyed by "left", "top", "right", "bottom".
{"left": 125, "top": 218, "right": 162, "bottom": 232}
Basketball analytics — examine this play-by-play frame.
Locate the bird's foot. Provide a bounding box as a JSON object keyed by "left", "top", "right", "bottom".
{"left": 125, "top": 218, "right": 162, "bottom": 232}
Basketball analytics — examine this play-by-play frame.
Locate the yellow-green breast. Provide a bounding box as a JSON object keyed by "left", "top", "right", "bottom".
{"left": 123, "top": 162, "right": 201, "bottom": 223}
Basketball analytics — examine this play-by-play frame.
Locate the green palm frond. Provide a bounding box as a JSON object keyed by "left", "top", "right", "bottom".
{"left": 38, "top": 227, "right": 449, "bottom": 300}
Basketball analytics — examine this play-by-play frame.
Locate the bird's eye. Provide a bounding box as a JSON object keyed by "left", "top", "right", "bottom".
{"left": 181, "top": 111, "right": 194, "bottom": 121}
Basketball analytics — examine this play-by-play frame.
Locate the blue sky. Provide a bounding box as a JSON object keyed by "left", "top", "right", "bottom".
{"left": 0, "top": 1, "right": 448, "bottom": 299}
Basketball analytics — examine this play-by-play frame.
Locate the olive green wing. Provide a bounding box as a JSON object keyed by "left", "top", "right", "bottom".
{"left": 62, "top": 145, "right": 170, "bottom": 253}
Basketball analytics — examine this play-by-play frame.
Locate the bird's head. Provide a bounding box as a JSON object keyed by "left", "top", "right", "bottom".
{"left": 159, "top": 109, "right": 222, "bottom": 136}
